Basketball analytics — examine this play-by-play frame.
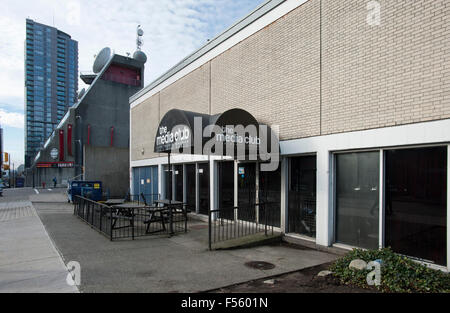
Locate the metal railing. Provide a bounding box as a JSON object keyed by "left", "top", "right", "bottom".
{"left": 73, "top": 196, "right": 187, "bottom": 241}
{"left": 208, "top": 202, "right": 275, "bottom": 250}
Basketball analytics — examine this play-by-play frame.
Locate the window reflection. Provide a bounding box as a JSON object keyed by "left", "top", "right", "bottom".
{"left": 335, "top": 152, "right": 379, "bottom": 249}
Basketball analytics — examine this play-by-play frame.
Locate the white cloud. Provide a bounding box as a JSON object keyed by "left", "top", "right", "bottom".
{"left": 1, "top": 0, "right": 263, "bottom": 93}
{"left": 0, "top": 109, "right": 24, "bottom": 129}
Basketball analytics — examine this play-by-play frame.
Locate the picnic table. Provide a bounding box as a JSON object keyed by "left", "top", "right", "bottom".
{"left": 154, "top": 199, "right": 184, "bottom": 206}
{"left": 107, "top": 203, "right": 148, "bottom": 230}
{"left": 152, "top": 199, "right": 188, "bottom": 235}
{"left": 104, "top": 199, "right": 125, "bottom": 205}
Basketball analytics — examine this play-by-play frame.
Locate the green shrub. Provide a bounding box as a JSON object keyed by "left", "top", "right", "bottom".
{"left": 329, "top": 248, "right": 450, "bottom": 293}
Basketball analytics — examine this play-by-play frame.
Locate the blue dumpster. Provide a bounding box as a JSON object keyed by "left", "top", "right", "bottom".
{"left": 67, "top": 181, "right": 102, "bottom": 202}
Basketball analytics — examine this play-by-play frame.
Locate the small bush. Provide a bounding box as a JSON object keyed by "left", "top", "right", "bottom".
{"left": 329, "top": 248, "right": 450, "bottom": 293}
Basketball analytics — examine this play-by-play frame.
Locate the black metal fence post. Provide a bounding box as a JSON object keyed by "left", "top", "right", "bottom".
{"left": 184, "top": 206, "right": 188, "bottom": 233}
{"left": 169, "top": 205, "right": 174, "bottom": 236}
{"left": 99, "top": 205, "right": 102, "bottom": 232}
{"left": 208, "top": 209, "right": 212, "bottom": 250}
{"left": 91, "top": 201, "right": 94, "bottom": 225}
{"left": 110, "top": 207, "right": 113, "bottom": 241}
{"left": 131, "top": 209, "right": 135, "bottom": 240}
{"left": 264, "top": 203, "right": 268, "bottom": 236}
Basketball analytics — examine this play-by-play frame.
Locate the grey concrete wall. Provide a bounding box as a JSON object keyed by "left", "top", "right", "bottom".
{"left": 35, "top": 167, "right": 74, "bottom": 188}
{"left": 76, "top": 79, "right": 139, "bottom": 149}
{"left": 84, "top": 145, "right": 129, "bottom": 197}
{"left": 28, "top": 54, "right": 145, "bottom": 189}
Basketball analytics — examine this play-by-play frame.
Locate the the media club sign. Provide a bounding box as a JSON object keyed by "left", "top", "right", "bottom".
{"left": 156, "top": 125, "right": 191, "bottom": 152}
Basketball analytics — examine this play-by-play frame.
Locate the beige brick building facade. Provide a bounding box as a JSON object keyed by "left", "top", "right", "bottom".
{"left": 130, "top": 0, "right": 450, "bottom": 268}
{"left": 131, "top": 0, "right": 450, "bottom": 154}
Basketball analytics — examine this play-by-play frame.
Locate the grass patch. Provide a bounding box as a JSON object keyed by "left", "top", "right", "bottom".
{"left": 329, "top": 248, "right": 450, "bottom": 293}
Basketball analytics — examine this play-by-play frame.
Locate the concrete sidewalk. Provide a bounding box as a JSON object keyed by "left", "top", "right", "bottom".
{"left": 0, "top": 201, "right": 78, "bottom": 293}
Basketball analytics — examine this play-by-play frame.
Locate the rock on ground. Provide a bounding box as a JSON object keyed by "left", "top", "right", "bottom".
{"left": 349, "top": 259, "right": 367, "bottom": 270}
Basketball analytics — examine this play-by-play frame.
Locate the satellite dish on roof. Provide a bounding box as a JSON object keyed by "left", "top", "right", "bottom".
{"left": 78, "top": 88, "right": 86, "bottom": 99}
{"left": 133, "top": 50, "right": 147, "bottom": 63}
{"left": 93, "top": 47, "right": 111, "bottom": 73}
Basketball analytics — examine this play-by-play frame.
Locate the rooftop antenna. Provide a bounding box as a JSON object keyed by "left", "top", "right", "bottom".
{"left": 136, "top": 25, "right": 144, "bottom": 51}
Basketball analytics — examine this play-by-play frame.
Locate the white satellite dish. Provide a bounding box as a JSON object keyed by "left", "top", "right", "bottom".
{"left": 93, "top": 47, "right": 112, "bottom": 73}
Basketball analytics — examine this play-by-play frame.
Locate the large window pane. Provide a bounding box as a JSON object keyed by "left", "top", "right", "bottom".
{"left": 335, "top": 152, "right": 379, "bottom": 249}
{"left": 385, "top": 147, "right": 447, "bottom": 266}
{"left": 288, "top": 156, "right": 317, "bottom": 236}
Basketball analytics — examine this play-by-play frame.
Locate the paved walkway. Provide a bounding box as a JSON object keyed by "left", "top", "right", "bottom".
{"left": 0, "top": 200, "right": 78, "bottom": 293}
{"left": 32, "top": 193, "right": 337, "bottom": 293}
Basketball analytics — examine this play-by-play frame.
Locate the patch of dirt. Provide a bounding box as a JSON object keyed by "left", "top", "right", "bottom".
{"left": 212, "top": 262, "right": 377, "bottom": 293}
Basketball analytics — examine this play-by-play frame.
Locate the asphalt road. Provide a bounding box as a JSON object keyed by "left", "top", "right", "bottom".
{"left": 0, "top": 187, "right": 66, "bottom": 203}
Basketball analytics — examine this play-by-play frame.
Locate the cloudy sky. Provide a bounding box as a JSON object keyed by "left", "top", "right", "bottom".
{"left": 0, "top": 0, "right": 265, "bottom": 166}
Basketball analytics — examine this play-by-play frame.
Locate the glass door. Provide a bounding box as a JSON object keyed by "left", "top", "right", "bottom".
{"left": 163, "top": 165, "right": 172, "bottom": 201}
{"left": 185, "top": 164, "right": 196, "bottom": 212}
{"left": 385, "top": 147, "right": 447, "bottom": 266}
{"left": 237, "top": 162, "right": 256, "bottom": 222}
{"left": 198, "top": 163, "right": 210, "bottom": 215}
{"left": 288, "top": 156, "right": 316, "bottom": 236}
{"left": 218, "top": 161, "right": 235, "bottom": 220}
{"left": 174, "top": 165, "right": 183, "bottom": 202}
{"left": 259, "top": 165, "right": 281, "bottom": 227}
{"left": 335, "top": 152, "right": 380, "bottom": 249}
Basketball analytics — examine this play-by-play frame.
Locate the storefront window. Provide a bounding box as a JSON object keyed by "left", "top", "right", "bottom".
{"left": 288, "top": 156, "right": 317, "bottom": 237}
{"left": 198, "top": 163, "right": 210, "bottom": 215}
{"left": 385, "top": 147, "right": 447, "bottom": 266}
{"left": 335, "top": 152, "right": 379, "bottom": 249}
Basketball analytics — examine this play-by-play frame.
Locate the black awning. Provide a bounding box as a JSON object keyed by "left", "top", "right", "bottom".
{"left": 154, "top": 109, "right": 210, "bottom": 153}
{"left": 154, "top": 108, "right": 279, "bottom": 162}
